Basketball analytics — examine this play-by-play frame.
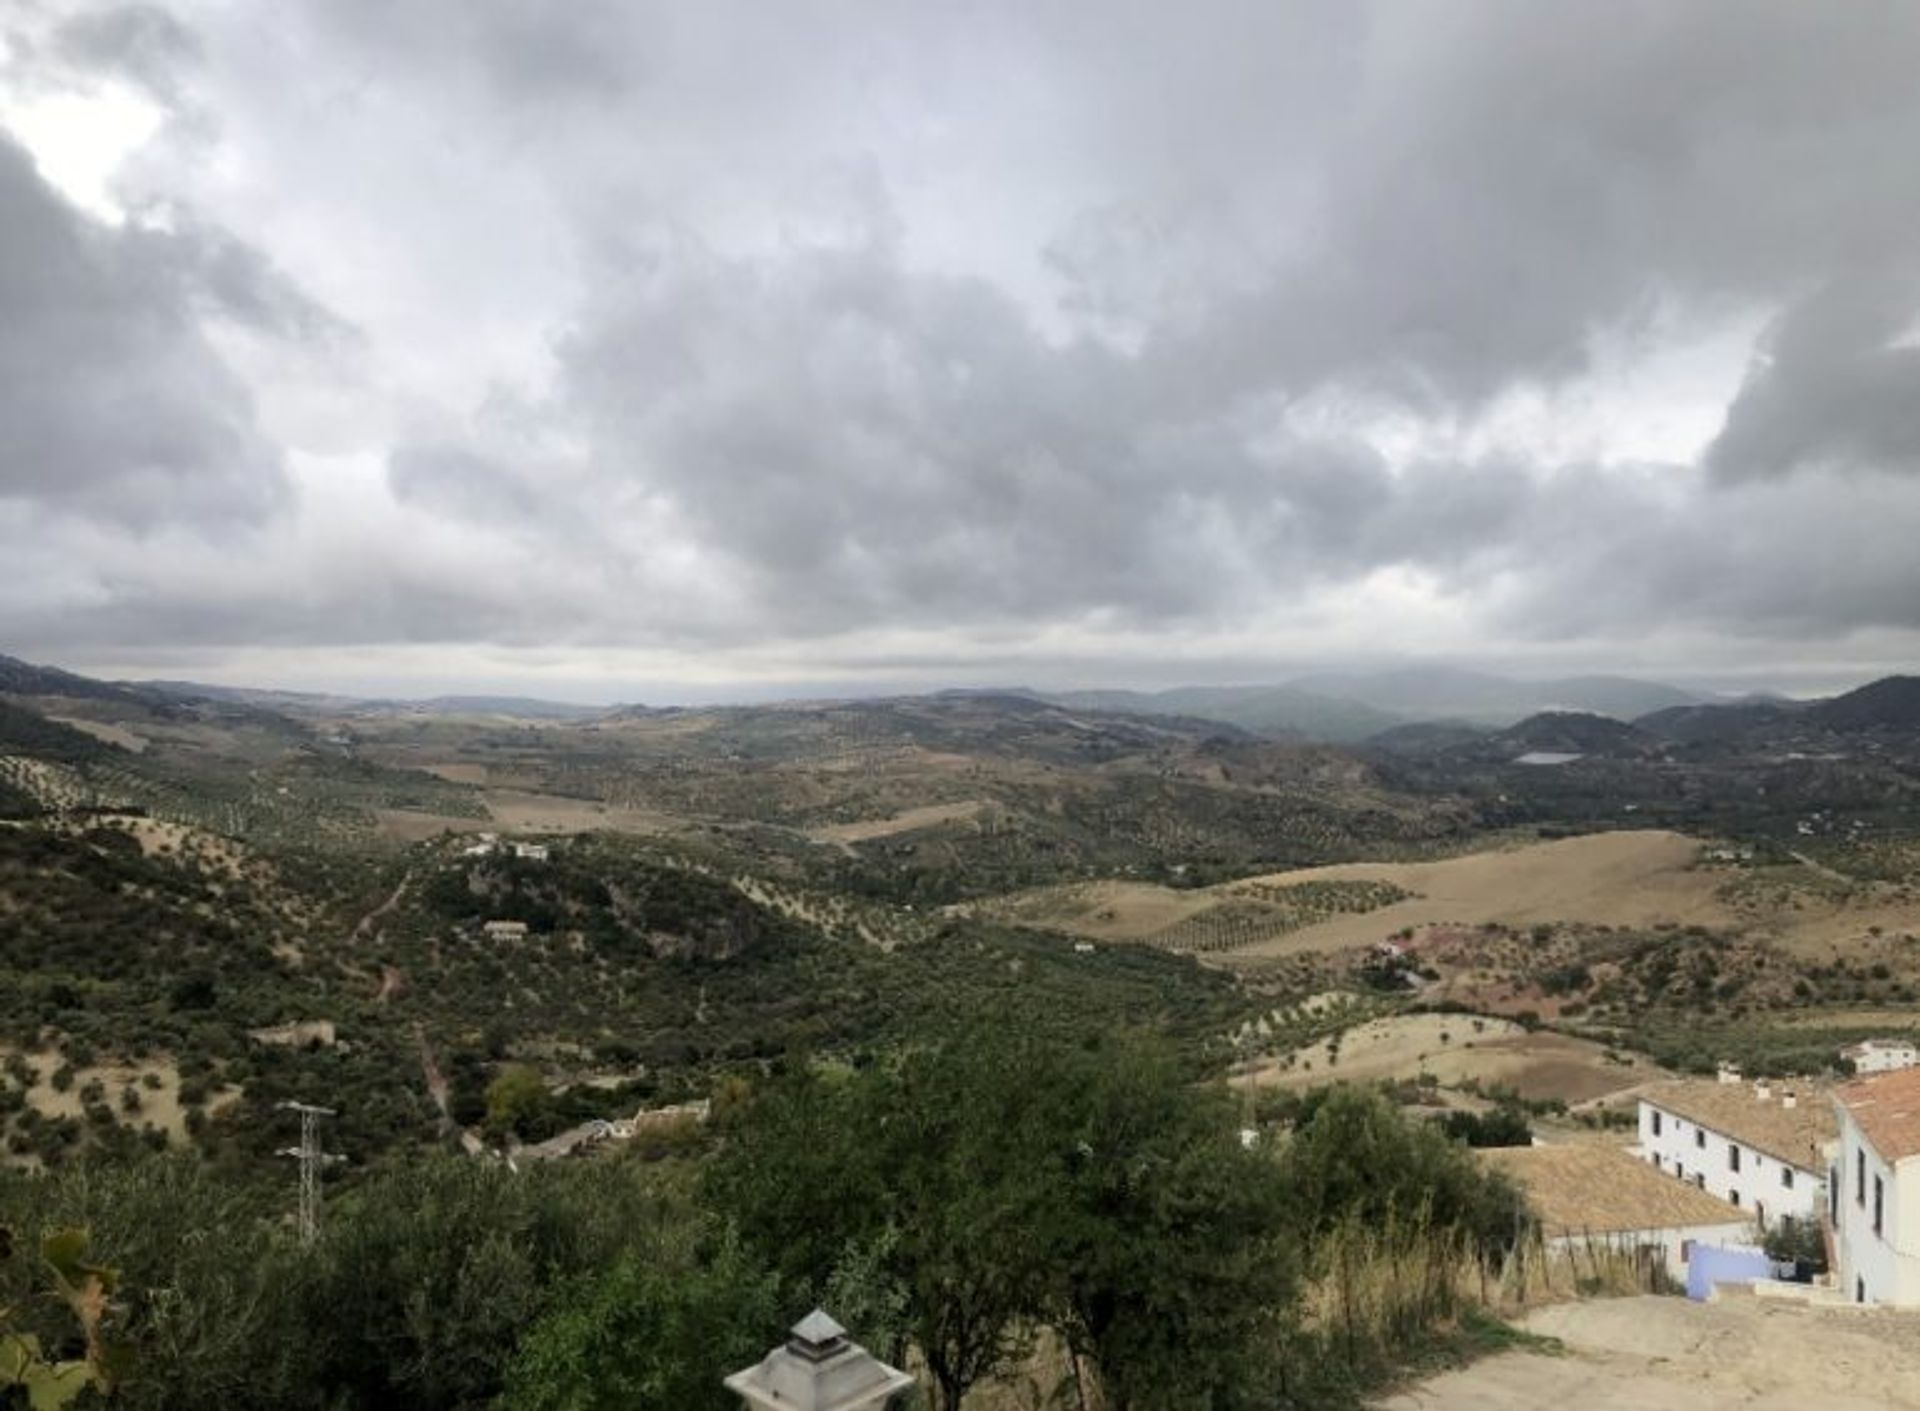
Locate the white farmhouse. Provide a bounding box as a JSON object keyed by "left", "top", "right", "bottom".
{"left": 482, "top": 919, "right": 529, "bottom": 942}
{"left": 1832, "top": 1067, "right": 1920, "bottom": 1305}
{"left": 1483, "top": 1144, "right": 1753, "bottom": 1283}
{"left": 1843, "top": 1039, "right": 1920, "bottom": 1075}
{"left": 1637, "top": 1076, "right": 1833, "bottom": 1227}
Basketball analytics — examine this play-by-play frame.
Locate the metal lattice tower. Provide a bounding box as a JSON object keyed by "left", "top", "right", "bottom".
{"left": 276, "top": 1101, "right": 338, "bottom": 1245}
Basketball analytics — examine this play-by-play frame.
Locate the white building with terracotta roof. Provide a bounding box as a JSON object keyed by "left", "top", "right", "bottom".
{"left": 1833, "top": 1067, "right": 1920, "bottom": 1306}
{"left": 1636, "top": 1075, "right": 1833, "bottom": 1227}
{"left": 1484, "top": 1144, "right": 1754, "bottom": 1283}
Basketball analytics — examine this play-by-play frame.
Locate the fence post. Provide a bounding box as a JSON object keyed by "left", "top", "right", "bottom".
{"left": 725, "top": 1308, "right": 916, "bottom": 1411}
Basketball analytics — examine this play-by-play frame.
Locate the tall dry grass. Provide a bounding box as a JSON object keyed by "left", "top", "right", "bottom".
{"left": 1302, "top": 1207, "right": 1671, "bottom": 1390}
{"left": 969, "top": 1215, "right": 1672, "bottom": 1408}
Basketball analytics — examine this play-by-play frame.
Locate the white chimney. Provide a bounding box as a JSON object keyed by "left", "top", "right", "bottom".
{"left": 726, "top": 1310, "right": 915, "bottom": 1411}
{"left": 1717, "top": 1062, "right": 1742, "bottom": 1086}
{"left": 1755, "top": 1081, "right": 1772, "bottom": 1103}
{"left": 1782, "top": 1091, "right": 1798, "bottom": 1110}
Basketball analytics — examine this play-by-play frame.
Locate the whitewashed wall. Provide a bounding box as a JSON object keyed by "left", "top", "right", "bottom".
{"left": 1833, "top": 1106, "right": 1920, "bottom": 1306}
{"left": 1635, "top": 1099, "right": 1823, "bottom": 1225}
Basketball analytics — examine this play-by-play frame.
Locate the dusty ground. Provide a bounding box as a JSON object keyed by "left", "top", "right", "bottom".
{"left": 1, "top": 1048, "right": 239, "bottom": 1163}
{"left": 1231, "top": 1013, "right": 1664, "bottom": 1104}
{"left": 1378, "top": 1294, "right": 1920, "bottom": 1410}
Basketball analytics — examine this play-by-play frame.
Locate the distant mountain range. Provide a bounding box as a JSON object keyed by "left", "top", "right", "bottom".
{"left": 7, "top": 651, "right": 1917, "bottom": 747}
{"left": 1030, "top": 668, "right": 1704, "bottom": 741}
{"left": 1364, "top": 675, "right": 1920, "bottom": 768}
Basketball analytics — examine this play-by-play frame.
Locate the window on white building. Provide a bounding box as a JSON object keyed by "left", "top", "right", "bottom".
{"left": 1652, "top": 1110, "right": 1663, "bottom": 1136}
{"left": 1781, "top": 1167, "right": 1794, "bottom": 1190}
{"left": 1730, "top": 1145, "right": 1742, "bottom": 1173}
{"left": 1874, "top": 1175, "right": 1885, "bottom": 1236}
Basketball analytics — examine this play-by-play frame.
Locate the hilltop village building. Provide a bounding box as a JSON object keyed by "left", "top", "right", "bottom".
{"left": 1483, "top": 1144, "right": 1752, "bottom": 1282}
{"left": 1636, "top": 1075, "right": 1834, "bottom": 1226}
{"left": 1833, "top": 1068, "right": 1920, "bottom": 1306}
{"left": 1843, "top": 1039, "right": 1920, "bottom": 1075}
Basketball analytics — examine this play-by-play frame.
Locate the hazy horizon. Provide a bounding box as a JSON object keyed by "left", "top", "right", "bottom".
{"left": 12, "top": 645, "right": 1888, "bottom": 712}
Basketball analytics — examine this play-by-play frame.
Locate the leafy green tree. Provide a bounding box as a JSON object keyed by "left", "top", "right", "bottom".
{"left": 1280, "top": 1086, "right": 1526, "bottom": 1256}
{"left": 1438, "top": 1104, "right": 1533, "bottom": 1148}
{"left": 713, "top": 1029, "right": 1305, "bottom": 1411}
{"left": 498, "top": 1228, "right": 779, "bottom": 1411}
{"left": 1763, "top": 1215, "right": 1826, "bottom": 1273}
{"left": 1035, "top": 1039, "right": 1297, "bottom": 1410}
{"left": 283, "top": 1156, "right": 688, "bottom": 1410}
{"left": 486, "top": 1065, "right": 553, "bottom": 1141}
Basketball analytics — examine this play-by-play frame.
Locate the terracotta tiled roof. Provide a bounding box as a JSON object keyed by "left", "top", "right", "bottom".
{"left": 1482, "top": 1144, "right": 1748, "bottom": 1236}
{"left": 1835, "top": 1067, "right": 1920, "bottom": 1163}
{"left": 1641, "top": 1079, "right": 1835, "bottom": 1171}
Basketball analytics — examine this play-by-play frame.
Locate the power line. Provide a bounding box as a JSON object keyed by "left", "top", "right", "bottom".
{"left": 276, "top": 1100, "right": 340, "bottom": 1246}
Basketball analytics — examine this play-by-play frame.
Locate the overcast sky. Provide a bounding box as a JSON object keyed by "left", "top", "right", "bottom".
{"left": 3, "top": 1, "right": 1919, "bottom": 702}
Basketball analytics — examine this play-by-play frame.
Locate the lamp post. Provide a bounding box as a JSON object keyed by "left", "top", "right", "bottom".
{"left": 725, "top": 1309, "right": 915, "bottom": 1411}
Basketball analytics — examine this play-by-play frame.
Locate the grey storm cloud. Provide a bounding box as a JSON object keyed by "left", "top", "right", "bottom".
{"left": 9, "top": 0, "right": 1920, "bottom": 680}
{"left": 1707, "top": 269, "right": 1920, "bottom": 483}
{"left": 46, "top": 4, "right": 200, "bottom": 102}
{"left": 0, "top": 132, "right": 287, "bottom": 527}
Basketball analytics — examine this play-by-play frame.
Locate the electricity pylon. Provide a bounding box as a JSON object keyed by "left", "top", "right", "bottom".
{"left": 276, "top": 1101, "right": 339, "bottom": 1245}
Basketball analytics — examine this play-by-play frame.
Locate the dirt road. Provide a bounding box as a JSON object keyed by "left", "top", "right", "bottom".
{"left": 1378, "top": 1294, "right": 1920, "bottom": 1410}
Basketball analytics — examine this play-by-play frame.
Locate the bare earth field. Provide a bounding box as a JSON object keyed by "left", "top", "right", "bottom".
{"left": 980, "top": 830, "right": 1920, "bottom": 963}
{"left": 1233, "top": 831, "right": 1727, "bottom": 957}
{"left": 43, "top": 714, "right": 148, "bottom": 751}
{"left": 1230, "top": 1013, "right": 1664, "bottom": 1104}
{"left": 807, "top": 799, "right": 991, "bottom": 844}
{"left": 375, "top": 790, "right": 677, "bottom": 842}
{"left": 1378, "top": 1294, "right": 1920, "bottom": 1410}
{"left": 975, "top": 878, "right": 1218, "bottom": 940}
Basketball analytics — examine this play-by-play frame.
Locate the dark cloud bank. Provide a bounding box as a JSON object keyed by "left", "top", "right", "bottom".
{"left": 4, "top": 1, "right": 1920, "bottom": 691}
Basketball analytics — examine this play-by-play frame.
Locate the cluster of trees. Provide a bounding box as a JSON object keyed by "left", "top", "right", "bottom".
{"left": 0, "top": 1028, "right": 1529, "bottom": 1411}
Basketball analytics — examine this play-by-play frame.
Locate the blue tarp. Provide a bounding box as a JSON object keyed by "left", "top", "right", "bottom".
{"left": 1685, "top": 1244, "right": 1772, "bottom": 1301}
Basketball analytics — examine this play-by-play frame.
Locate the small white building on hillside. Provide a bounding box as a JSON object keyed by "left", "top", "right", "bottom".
{"left": 1843, "top": 1039, "right": 1920, "bottom": 1075}
{"left": 1483, "top": 1144, "right": 1753, "bottom": 1283}
{"left": 1637, "top": 1076, "right": 1833, "bottom": 1227}
{"left": 1833, "top": 1067, "right": 1920, "bottom": 1306}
